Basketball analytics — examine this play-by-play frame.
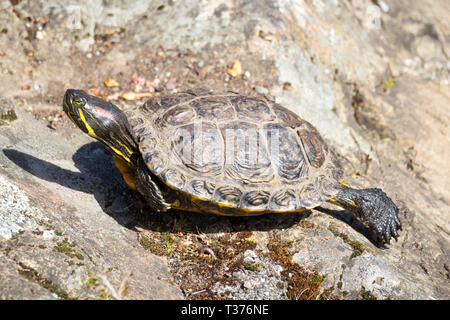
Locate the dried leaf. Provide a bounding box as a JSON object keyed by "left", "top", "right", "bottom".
{"left": 104, "top": 78, "right": 119, "bottom": 87}
{"left": 227, "top": 60, "right": 242, "bottom": 78}
{"left": 90, "top": 88, "right": 101, "bottom": 96}
{"left": 121, "top": 91, "right": 154, "bottom": 101}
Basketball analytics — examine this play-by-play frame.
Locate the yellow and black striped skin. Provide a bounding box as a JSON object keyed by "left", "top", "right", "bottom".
{"left": 63, "top": 89, "right": 138, "bottom": 165}
{"left": 63, "top": 89, "right": 174, "bottom": 212}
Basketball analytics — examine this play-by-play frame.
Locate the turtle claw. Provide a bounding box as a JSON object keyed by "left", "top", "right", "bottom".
{"left": 334, "top": 187, "right": 402, "bottom": 245}
{"left": 383, "top": 230, "right": 391, "bottom": 244}
{"left": 363, "top": 188, "right": 402, "bottom": 245}
{"left": 390, "top": 219, "right": 400, "bottom": 241}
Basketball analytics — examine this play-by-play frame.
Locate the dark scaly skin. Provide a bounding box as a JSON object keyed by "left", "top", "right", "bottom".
{"left": 62, "top": 89, "right": 402, "bottom": 245}
{"left": 331, "top": 186, "right": 402, "bottom": 243}
{"left": 135, "top": 156, "right": 172, "bottom": 212}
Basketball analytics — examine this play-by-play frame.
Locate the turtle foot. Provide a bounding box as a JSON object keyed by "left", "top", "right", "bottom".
{"left": 333, "top": 187, "right": 402, "bottom": 244}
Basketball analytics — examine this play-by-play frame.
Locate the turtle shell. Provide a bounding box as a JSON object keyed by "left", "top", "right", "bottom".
{"left": 125, "top": 88, "right": 343, "bottom": 215}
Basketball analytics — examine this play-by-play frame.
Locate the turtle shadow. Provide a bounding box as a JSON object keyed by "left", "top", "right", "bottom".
{"left": 2, "top": 142, "right": 310, "bottom": 233}
{"left": 2, "top": 142, "right": 135, "bottom": 226}
{"left": 3, "top": 143, "right": 382, "bottom": 246}
{"left": 2, "top": 143, "right": 307, "bottom": 232}
{"left": 132, "top": 207, "right": 312, "bottom": 236}
{"left": 314, "top": 207, "right": 384, "bottom": 247}
{"left": 135, "top": 206, "right": 383, "bottom": 247}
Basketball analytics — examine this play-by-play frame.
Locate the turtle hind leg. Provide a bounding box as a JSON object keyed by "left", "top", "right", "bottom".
{"left": 329, "top": 186, "right": 402, "bottom": 243}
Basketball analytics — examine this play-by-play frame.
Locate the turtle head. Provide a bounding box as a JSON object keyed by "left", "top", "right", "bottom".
{"left": 63, "top": 89, "right": 138, "bottom": 164}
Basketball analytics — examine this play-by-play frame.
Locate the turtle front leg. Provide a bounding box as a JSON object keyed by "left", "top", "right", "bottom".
{"left": 114, "top": 155, "right": 170, "bottom": 212}
{"left": 135, "top": 157, "right": 172, "bottom": 212}
{"left": 329, "top": 186, "right": 402, "bottom": 243}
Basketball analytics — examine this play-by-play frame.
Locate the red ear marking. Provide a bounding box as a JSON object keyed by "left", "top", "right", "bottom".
{"left": 92, "top": 106, "right": 113, "bottom": 119}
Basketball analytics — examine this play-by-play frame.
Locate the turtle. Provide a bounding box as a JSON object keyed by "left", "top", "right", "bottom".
{"left": 62, "top": 88, "right": 401, "bottom": 243}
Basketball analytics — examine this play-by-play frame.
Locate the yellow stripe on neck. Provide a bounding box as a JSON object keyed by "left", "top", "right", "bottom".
{"left": 109, "top": 132, "right": 133, "bottom": 156}
{"left": 78, "top": 108, "right": 97, "bottom": 137}
{"left": 78, "top": 108, "right": 131, "bottom": 163}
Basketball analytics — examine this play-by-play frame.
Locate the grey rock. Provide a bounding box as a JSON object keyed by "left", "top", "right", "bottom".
{"left": 212, "top": 251, "right": 285, "bottom": 300}
{"left": 254, "top": 86, "right": 269, "bottom": 95}
{"left": 340, "top": 253, "right": 428, "bottom": 299}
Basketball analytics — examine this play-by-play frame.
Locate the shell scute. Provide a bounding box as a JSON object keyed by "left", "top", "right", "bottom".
{"left": 220, "top": 121, "right": 274, "bottom": 184}
{"left": 241, "top": 190, "right": 270, "bottom": 210}
{"left": 269, "top": 189, "right": 298, "bottom": 211}
{"left": 142, "top": 151, "right": 165, "bottom": 174}
{"left": 272, "top": 103, "right": 304, "bottom": 128}
{"left": 264, "top": 123, "right": 309, "bottom": 181}
{"left": 171, "top": 122, "right": 223, "bottom": 175}
{"left": 160, "top": 105, "right": 196, "bottom": 126}
{"left": 231, "top": 96, "right": 275, "bottom": 122}
{"left": 188, "top": 180, "right": 216, "bottom": 198}
{"left": 297, "top": 123, "right": 327, "bottom": 168}
{"left": 213, "top": 186, "right": 243, "bottom": 206}
{"left": 160, "top": 168, "right": 186, "bottom": 189}
{"left": 189, "top": 97, "right": 234, "bottom": 121}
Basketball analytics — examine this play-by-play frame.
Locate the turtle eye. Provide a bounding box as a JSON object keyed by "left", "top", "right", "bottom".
{"left": 73, "top": 98, "right": 83, "bottom": 106}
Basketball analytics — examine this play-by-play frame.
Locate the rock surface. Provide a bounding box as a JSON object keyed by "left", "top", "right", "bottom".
{"left": 0, "top": 0, "right": 448, "bottom": 299}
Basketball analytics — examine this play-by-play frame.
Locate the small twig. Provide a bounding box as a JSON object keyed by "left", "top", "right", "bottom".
{"left": 191, "top": 289, "right": 207, "bottom": 295}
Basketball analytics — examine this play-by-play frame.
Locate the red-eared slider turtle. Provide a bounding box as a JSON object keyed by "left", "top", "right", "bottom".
{"left": 63, "top": 88, "right": 401, "bottom": 243}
